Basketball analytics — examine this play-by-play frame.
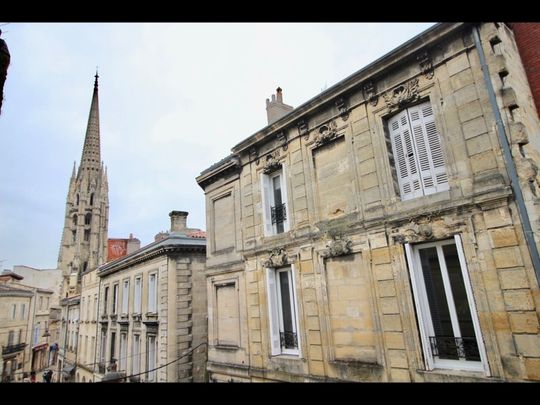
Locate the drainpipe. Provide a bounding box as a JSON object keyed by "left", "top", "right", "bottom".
{"left": 93, "top": 274, "right": 102, "bottom": 382}
{"left": 472, "top": 24, "right": 540, "bottom": 284}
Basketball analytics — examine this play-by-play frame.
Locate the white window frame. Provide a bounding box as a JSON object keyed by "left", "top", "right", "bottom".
{"left": 134, "top": 276, "right": 142, "bottom": 314}
{"left": 119, "top": 333, "right": 127, "bottom": 371}
{"left": 122, "top": 279, "right": 129, "bottom": 315}
{"left": 404, "top": 235, "right": 489, "bottom": 374}
{"left": 388, "top": 101, "right": 449, "bottom": 201}
{"left": 11, "top": 304, "right": 16, "bottom": 320}
{"left": 112, "top": 284, "right": 119, "bottom": 315}
{"left": 260, "top": 166, "right": 290, "bottom": 236}
{"left": 146, "top": 335, "right": 157, "bottom": 382}
{"left": 132, "top": 334, "right": 140, "bottom": 375}
{"left": 148, "top": 273, "right": 157, "bottom": 313}
{"left": 20, "top": 304, "right": 25, "bottom": 320}
{"left": 265, "top": 265, "right": 301, "bottom": 356}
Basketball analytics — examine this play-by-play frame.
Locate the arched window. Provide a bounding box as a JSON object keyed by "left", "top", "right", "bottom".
{"left": 90, "top": 193, "right": 94, "bottom": 206}
{"left": 85, "top": 213, "right": 92, "bottom": 225}
{"left": 76, "top": 194, "right": 79, "bottom": 205}
{"left": 72, "top": 215, "right": 77, "bottom": 226}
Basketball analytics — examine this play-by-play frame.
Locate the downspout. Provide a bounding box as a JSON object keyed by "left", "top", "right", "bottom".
{"left": 92, "top": 274, "right": 102, "bottom": 382}
{"left": 472, "top": 24, "right": 540, "bottom": 283}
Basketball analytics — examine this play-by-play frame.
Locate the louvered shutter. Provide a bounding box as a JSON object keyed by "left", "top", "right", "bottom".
{"left": 407, "top": 102, "right": 449, "bottom": 196}
{"left": 389, "top": 110, "right": 422, "bottom": 200}
{"left": 280, "top": 166, "right": 290, "bottom": 232}
{"left": 260, "top": 173, "right": 274, "bottom": 236}
{"left": 266, "top": 268, "right": 281, "bottom": 355}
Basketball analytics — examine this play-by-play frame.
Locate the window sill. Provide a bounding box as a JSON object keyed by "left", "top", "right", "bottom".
{"left": 416, "top": 368, "right": 497, "bottom": 382}
{"left": 215, "top": 344, "right": 240, "bottom": 351}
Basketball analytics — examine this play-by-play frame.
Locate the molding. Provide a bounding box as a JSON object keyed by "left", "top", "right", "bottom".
{"left": 335, "top": 96, "right": 350, "bottom": 121}
{"left": 417, "top": 51, "right": 434, "bottom": 79}
{"left": 383, "top": 77, "right": 420, "bottom": 112}
{"left": 261, "top": 248, "right": 289, "bottom": 268}
{"left": 363, "top": 81, "right": 379, "bottom": 106}
{"left": 313, "top": 120, "right": 339, "bottom": 148}
{"left": 320, "top": 235, "right": 353, "bottom": 258}
{"left": 262, "top": 152, "right": 283, "bottom": 175}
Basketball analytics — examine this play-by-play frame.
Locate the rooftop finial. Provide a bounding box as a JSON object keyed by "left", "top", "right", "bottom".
{"left": 94, "top": 67, "right": 99, "bottom": 88}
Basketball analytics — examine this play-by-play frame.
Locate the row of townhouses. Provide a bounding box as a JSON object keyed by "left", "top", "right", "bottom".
{"left": 5, "top": 22, "right": 539, "bottom": 383}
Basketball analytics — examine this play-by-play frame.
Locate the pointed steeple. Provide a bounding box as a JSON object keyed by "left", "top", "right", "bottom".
{"left": 78, "top": 71, "right": 101, "bottom": 176}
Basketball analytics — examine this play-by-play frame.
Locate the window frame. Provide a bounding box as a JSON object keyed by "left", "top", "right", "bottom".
{"left": 260, "top": 166, "right": 290, "bottom": 237}
{"left": 122, "top": 279, "right": 130, "bottom": 315}
{"left": 404, "top": 235, "right": 489, "bottom": 374}
{"left": 148, "top": 273, "right": 157, "bottom": 314}
{"left": 134, "top": 276, "right": 142, "bottom": 314}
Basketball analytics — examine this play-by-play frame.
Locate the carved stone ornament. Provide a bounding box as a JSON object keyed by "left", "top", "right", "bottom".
{"left": 321, "top": 236, "right": 352, "bottom": 258}
{"left": 391, "top": 223, "right": 434, "bottom": 244}
{"left": 335, "top": 96, "right": 349, "bottom": 121}
{"left": 297, "top": 119, "right": 308, "bottom": 139}
{"left": 363, "top": 81, "right": 378, "bottom": 106}
{"left": 262, "top": 153, "right": 282, "bottom": 174}
{"left": 314, "top": 120, "right": 338, "bottom": 148}
{"left": 261, "top": 248, "right": 288, "bottom": 268}
{"left": 383, "top": 78, "right": 420, "bottom": 112}
{"left": 250, "top": 147, "right": 259, "bottom": 164}
{"left": 276, "top": 131, "right": 288, "bottom": 151}
{"left": 417, "top": 51, "right": 434, "bottom": 80}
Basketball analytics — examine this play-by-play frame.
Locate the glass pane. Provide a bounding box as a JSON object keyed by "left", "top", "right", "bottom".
{"left": 442, "top": 244, "right": 480, "bottom": 361}
{"left": 278, "top": 271, "right": 296, "bottom": 349}
{"left": 272, "top": 176, "right": 282, "bottom": 206}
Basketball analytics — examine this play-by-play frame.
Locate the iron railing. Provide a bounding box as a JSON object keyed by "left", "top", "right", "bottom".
{"left": 279, "top": 331, "right": 298, "bottom": 350}
{"left": 2, "top": 343, "right": 27, "bottom": 355}
{"left": 429, "top": 336, "right": 480, "bottom": 361}
{"left": 271, "top": 203, "right": 287, "bottom": 225}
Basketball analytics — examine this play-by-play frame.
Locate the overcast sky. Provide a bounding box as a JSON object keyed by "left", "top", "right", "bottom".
{"left": 0, "top": 22, "right": 435, "bottom": 270}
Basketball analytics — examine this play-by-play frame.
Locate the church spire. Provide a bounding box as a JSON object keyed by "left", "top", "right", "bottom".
{"left": 78, "top": 72, "right": 101, "bottom": 176}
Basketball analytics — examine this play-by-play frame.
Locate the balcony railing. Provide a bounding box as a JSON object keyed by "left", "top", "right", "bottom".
{"left": 279, "top": 331, "right": 298, "bottom": 350}
{"left": 2, "top": 343, "right": 27, "bottom": 355}
{"left": 271, "top": 203, "right": 287, "bottom": 225}
{"left": 429, "top": 336, "right": 480, "bottom": 361}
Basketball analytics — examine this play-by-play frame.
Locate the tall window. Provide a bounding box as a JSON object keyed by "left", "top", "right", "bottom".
{"left": 404, "top": 236, "right": 488, "bottom": 372}
{"left": 146, "top": 335, "right": 157, "bottom": 382}
{"left": 388, "top": 101, "right": 449, "bottom": 201}
{"left": 93, "top": 295, "right": 98, "bottom": 320}
{"left": 72, "top": 214, "right": 78, "bottom": 226}
{"left": 112, "top": 284, "right": 119, "bottom": 315}
{"left": 84, "top": 229, "right": 90, "bottom": 242}
{"left": 7, "top": 330, "right": 14, "bottom": 346}
{"left": 11, "top": 304, "right": 16, "bottom": 320}
{"left": 266, "top": 266, "right": 300, "bottom": 356}
{"left": 33, "top": 324, "right": 40, "bottom": 345}
{"left": 134, "top": 277, "right": 142, "bottom": 314}
{"left": 72, "top": 230, "right": 76, "bottom": 243}
{"left": 85, "top": 213, "right": 92, "bottom": 225}
{"left": 103, "top": 286, "right": 109, "bottom": 315}
{"left": 39, "top": 297, "right": 43, "bottom": 310}
{"left": 110, "top": 332, "right": 116, "bottom": 363}
{"left": 132, "top": 335, "right": 140, "bottom": 375}
{"left": 261, "top": 169, "right": 290, "bottom": 236}
{"left": 100, "top": 330, "right": 107, "bottom": 364}
{"left": 20, "top": 304, "right": 25, "bottom": 320}
{"left": 148, "top": 273, "right": 157, "bottom": 313}
{"left": 119, "top": 333, "right": 127, "bottom": 371}
{"left": 122, "top": 280, "right": 129, "bottom": 314}
{"left": 90, "top": 193, "right": 94, "bottom": 206}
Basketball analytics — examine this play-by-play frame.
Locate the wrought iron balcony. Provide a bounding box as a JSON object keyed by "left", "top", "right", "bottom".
{"left": 2, "top": 343, "right": 27, "bottom": 355}
{"left": 279, "top": 331, "right": 298, "bottom": 350}
{"left": 271, "top": 203, "right": 287, "bottom": 225}
{"left": 429, "top": 336, "right": 480, "bottom": 361}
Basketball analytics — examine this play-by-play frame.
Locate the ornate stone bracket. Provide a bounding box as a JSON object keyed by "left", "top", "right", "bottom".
{"left": 276, "top": 131, "right": 288, "bottom": 151}
{"left": 383, "top": 78, "right": 420, "bottom": 112}
{"left": 390, "top": 213, "right": 466, "bottom": 244}
{"left": 391, "top": 224, "right": 433, "bottom": 244}
{"left": 335, "top": 96, "right": 349, "bottom": 121}
{"left": 249, "top": 147, "right": 259, "bottom": 164}
{"left": 321, "top": 236, "right": 352, "bottom": 258}
{"left": 262, "top": 153, "right": 282, "bottom": 174}
{"left": 261, "top": 248, "right": 288, "bottom": 268}
{"left": 297, "top": 119, "right": 308, "bottom": 139}
{"left": 417, "top": 51, "right": 434, "bottom": 80}
{"left": 314, "top": 120, "right": 339, "bottom": 148}
{"left": 363, "top": 81, "right": 378, "bottom": 106}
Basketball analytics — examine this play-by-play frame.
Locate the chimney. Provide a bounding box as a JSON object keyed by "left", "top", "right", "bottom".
{"left": 169, "top": 210, "right": 188, "bottom": 232}
{"left": 127, "top": 233, "right": 141, "bottom": 254}
{"left": 266, "top": 87, "right": 294, "bottom": 125}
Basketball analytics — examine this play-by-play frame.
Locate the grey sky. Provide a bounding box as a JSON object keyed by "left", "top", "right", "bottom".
{"left": 0, "top": 22, "right": 435, "bottom": 270}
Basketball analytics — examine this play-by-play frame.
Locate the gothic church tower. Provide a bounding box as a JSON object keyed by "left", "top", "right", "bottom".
{"left": 57, "top": 73, "right": 109, "bottom": 297}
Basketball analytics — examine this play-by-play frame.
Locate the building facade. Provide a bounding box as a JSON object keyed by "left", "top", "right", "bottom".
{"left": 94, "top": 211, "right": 207, "bottom": 382}
{"left": 56, "top": 73, "right": 109, "bottom": 382}
{"left": 197, "top": 23, "right": 540, "bottom": 382}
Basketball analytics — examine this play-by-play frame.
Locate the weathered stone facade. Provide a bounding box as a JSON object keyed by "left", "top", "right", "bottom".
{"left": 197, "top": 23, "right": 540, "bottom": 382}
{"left": 94, "top": 211, "right": 207, "bottom": 382}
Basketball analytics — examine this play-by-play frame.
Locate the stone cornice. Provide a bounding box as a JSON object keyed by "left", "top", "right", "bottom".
{"left": 196, "top": 155, "right": 241, "bottom": 190}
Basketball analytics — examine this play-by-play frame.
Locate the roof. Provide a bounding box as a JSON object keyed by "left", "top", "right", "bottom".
{"left": 0, "top": 284, "right": 34, "bottom": 297}
{"left": 98, "top": 230, "right": 206, "bottom": 276}
{"left": 0, "top": 270, "right": 24, "bottom": 280}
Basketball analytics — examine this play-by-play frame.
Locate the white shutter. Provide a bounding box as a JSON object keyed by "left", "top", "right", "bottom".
{"left": 266, "top": 268, "right": 281, "bottom": 355}
{"left": 122, "top": 280, "right": 129, "bottom": 314}
{"left": 407, "top": 102, "right": 448, "bottom": 196}
{"left": 260, "top": 173, "right": 274, "bottom": 236}
{"left": 280, "top": 166, "right": 291, "bottom": 232}
{"left": 389, "top": 110, "right": 422, "bottom": 200}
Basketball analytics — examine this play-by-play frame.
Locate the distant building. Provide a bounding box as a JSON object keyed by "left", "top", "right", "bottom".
{"left": 197, "top": 23, "right": 540, "bottom": 382}
{"left": 94, "top": 211, "right": 207, "bottom": 382}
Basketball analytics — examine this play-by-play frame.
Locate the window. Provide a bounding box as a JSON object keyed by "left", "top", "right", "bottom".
{"left": 90, "top": 193, "right": 94, "bottom": 206}
{"left": 94, "top": 295, "right": 97, "bottom": 320}
{"left": 132, "top": 335, "right": 140, "bottom": 375}
{"left": 85, "top": 213, "right": 92, "bottom": 225}
{"left": 17, "top": 329, "right": 22, "bottom": 344}
{"left": 148, "top": 273, "right": 157, "bottom": 313}
{"left": 72, "top": 230, "right": 76, "bottom": 243}
{"left": 11, "top": 304, "right": 16, "bottom": 320}
{"left": 87, "top": 296, "right": 91, "bottom": 320}
{"left": 7, "top": 331, "right": 14, "bottom": 346}
{"left": 91, "top": 336, "right": 95, "bottom": 365}
{"left": 46, "top": 297, "right": 50, "bottom": 309}
{"left": 146, "top": 335, "right": 157, "bottom": 382}
{"left": 33, "top": 324, "right": 40, "bottom": 345}
{"left": 122, "top": 279, "right": 129, "bottom": 314}
{"left": 404, "top": 236, "right": 488, "bottom": 373}
{"left": 84, "top": 229, "right": 90, "bottom": 242}
{"left": 85, "top": 336, "right": 89, "bottom": 363}
{"left": 266, "top": 266, "right": 300, "bottom": 356}
{"left": 119, "top": 333, "right": 127, "bottom": 371}
{"left": 388, "top": 101, "right": 449, "bottom": 201}
{"left": 20, "top": 304, "right": 25, "bottom": 320}
{"left": 76, "top": 194, "right": 80, "bottom": 206}
{"left": 39, "top": 296, "right": 43, "bottom": 310}
{"left": 100, "top": 330, "right": 107, "bottom": 364}
{"left": 103, "top": 286, "right": 109, "bottom": 315}
{"left": 112, "top": 284, "right": 119, "bottom": 315}
{"left": 134, "top": 277, "right": 142, "bottom": 314}
{"left": 72, "top": 214, "right": 78, "bottom": 226}
{"left": 110, "top": 332, "right": 116, "bottom": 363}
{"left": 261, "top": 168, "right": 290, "bottom": 236}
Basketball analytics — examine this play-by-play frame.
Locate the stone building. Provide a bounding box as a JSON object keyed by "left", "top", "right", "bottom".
{"left": 56, "top": 73, "right": 109, "bottom": 382}
{"left": 94, "top": 211, "right": 206, "bottom": 382}
{"left": 196, "top": 23, "right": 540, "bottom": 382}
